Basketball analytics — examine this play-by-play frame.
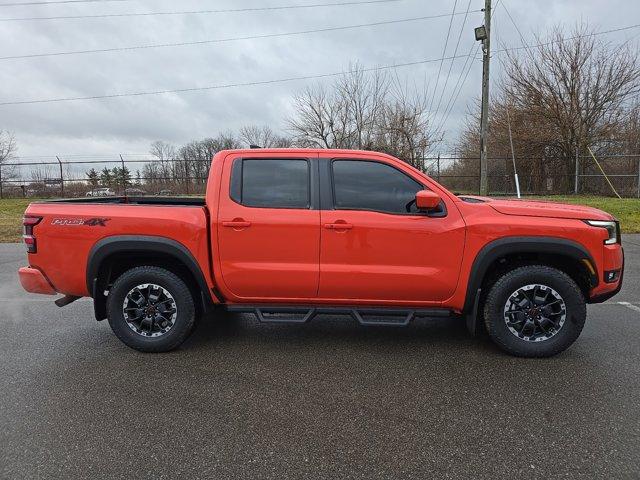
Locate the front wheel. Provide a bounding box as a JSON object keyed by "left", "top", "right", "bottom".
{"left": 483, "top": 265, "right": 586, "bottom": 357}
{"left": 106, "top": 266, "right": 196, "bottom": 352}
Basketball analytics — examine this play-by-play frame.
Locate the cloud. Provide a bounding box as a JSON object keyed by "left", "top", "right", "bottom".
{"left": 0, "top": 0, "right": 638, "bottom": 157}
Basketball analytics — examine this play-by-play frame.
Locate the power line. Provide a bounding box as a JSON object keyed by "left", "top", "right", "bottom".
{"left": 499, "top": 0, "right": 539, "bottom": 68}
{"left": 0, "top": 0, "right": 404, "bottom": 21}
{"left": 2, "top": 21, "right": 639, "bottom": 108}
{"left": 436, "top": 38, "right": 480, "bottom": 138}
{"left": 500, "top": 1, "right": 528, "bottom": 47}
{"left": 0, "top": 0, "right": 128, "bottom": 6}
{"left": 431, "top": 0, "right": 471, "bottom": 126}
{"left": 497, "top": 23, "right": 640, "bottom": 54}
{"left": 432, "top": 10, "right": 489, "bottom": 138}
{"left": 0, "top": 11, "right": 482, "bottom": 60}
{"left": 432, "top": 45, "right": 476, "bottom": 139}
{"left": 433, "top": 0, "right": 502, "bottom": 139}
{"left": 0, "top": 53, "right": 475, "bottom": 106}
{"left": 432, "top": 42, "right": 480, "bottom": 139}
{"left": 427, "top": 0, "right": 458, "bottom": 116}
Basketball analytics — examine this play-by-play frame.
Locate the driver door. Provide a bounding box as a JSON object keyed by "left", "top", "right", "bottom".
{"left": 318, "top": 157, "right": 465, "bottom": 303}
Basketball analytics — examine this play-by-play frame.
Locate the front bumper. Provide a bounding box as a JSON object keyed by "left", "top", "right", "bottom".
{"left": 18, "top": 267, "right": 56, "bottom": 295}
{"left": 589, "top": 247, "right": 624, "bottom": 304}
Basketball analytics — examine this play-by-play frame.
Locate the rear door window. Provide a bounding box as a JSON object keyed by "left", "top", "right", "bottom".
{"left": 231, "top": 159, "right": 310, "bottom": 209}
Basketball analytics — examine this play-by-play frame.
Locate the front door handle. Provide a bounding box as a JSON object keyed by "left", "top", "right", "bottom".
{"left": 324, "top": 222, "right": 353, "bottom": 230}
{"left": 222, "top": 220, "right": 251, "bottom": 228}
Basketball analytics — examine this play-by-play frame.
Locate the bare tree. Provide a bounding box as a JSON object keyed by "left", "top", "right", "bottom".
{"left": 0, "top": 130, "right": 16, "bottom": 164}
{"left": 0, "top": 131, "right": 17, "bottom": 189}
{"left": 149, "top": 140, "right": 176, "bottom": 160}
{"left": 30, "top": 165, "right": 52, "bottom": 182}
{"left": 27, "top": 164, "right": 54, "bottom": 195}
{"left": 174, "top": 133, "right": 241, "bottom": 188}
{"left": 148, "top": 140, "right": 176, "bottom": 184}
{"left": 374, "top": 77, "right": 431, "bottom": 168}
{"left": 502, "top": 25, "right": 639, "bottom": 159}
{"left": 239, "top": 125, "right": 293, "bottom": 148}
{"left": 620, "top": 99, "right": 640, "bottom": 154}
{"left": 456, "top": 24, "right": 640, "bottom": 193}
{"left": 287, "top": 64, "right": 433, "bottom": 163}
{"left": 287, "top": 64, "right": 388, "bottom": 149}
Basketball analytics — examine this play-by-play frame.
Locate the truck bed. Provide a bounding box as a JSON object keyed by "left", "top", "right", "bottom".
{"left": 24, "top": 197, "right": 211, "bottom": 298}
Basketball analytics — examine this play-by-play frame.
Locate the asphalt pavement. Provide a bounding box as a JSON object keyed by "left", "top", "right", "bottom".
{"left": 1, "top": 238, "right": 640, "bottom": 479}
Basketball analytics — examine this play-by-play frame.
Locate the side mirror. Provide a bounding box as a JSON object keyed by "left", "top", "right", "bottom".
{"left": 415, "top": 190, "right": 441, "bottom": 211}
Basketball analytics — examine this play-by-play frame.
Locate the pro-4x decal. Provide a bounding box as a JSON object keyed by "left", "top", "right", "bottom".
{"left": 51, "top": 218, "right": 111, "bottom": 226}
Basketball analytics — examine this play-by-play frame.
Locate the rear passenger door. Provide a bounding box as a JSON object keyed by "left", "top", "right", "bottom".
{"left": 217, "top": 155, "right": 320, "bottom": 300}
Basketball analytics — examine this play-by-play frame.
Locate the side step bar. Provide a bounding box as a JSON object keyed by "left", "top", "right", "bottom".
{"left": 225, "top": 305, "right": 452, "bottom": 327}
{"left": 54, "top": 295, "right": 81, "bottom": 307}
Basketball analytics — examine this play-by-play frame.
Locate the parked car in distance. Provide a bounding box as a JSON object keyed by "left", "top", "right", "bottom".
{"left": 124, "top": 188, "right": 146, "bottom": 196}
{"left": 86, "top": 188, "right": 116, "bottom": 197}
{"left": 156, "top": 189, "right": 173, "bottom": 196}
{"left": 19, "top": 148, "right": 624, "bottom": 357}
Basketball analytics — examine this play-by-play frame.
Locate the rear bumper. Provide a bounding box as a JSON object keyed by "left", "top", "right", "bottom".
{"left": 18, "top": 267, "right": 57, "bottom": 295}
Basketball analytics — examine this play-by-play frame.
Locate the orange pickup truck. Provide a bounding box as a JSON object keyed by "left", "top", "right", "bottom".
{"left": 18, "top": 149, "right": 624, "bottom": 356}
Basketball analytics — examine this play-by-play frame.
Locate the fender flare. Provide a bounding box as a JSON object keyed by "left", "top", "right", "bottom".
{"left": 463, "top": 236, "right": 597, "bottom": 335}
{"left": 86, "top": 235, "right": 214, "bottom": 320}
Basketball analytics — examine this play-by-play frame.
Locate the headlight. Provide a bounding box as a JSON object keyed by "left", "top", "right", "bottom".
{"left": 585, "top": 220, "right": 619, "bottom": 245}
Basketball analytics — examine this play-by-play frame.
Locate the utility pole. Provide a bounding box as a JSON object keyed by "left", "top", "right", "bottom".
{"left": 476, "top": 0, "right": 491, "bottom": 195}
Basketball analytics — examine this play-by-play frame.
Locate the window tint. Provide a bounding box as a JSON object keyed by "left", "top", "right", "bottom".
{"left": 236, "top": 159, "right": 309, "bottom": 208}
{"left": 332, "top": 160, "right": 423, "bottom": 214}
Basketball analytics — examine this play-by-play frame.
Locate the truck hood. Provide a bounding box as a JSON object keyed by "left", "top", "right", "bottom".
{"left": 460, "top": 196, "right": 614, "bottom": 221}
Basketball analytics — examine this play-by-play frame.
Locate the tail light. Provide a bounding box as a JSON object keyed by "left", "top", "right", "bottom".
{"left": 23, "top": 216, "right": 42, "bottom": 253}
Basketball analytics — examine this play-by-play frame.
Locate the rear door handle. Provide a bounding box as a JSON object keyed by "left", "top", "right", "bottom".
{"left": 324, "top": 222, "right": 353, "bottom": 230}
{"left": 222, "top": 220, "right": 251, "bottom": 228}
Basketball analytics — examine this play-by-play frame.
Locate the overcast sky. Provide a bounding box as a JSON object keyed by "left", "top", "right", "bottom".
{"left": 1, "top": 0, "right": 639, "bottom": 160}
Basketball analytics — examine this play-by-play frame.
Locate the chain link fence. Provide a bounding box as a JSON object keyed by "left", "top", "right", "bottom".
{"left": 421, "top": 153, "right": 640, "bottom": 197}
{"left": 1, "top": 153, "right": 639, "bottom": 199}
{"left": 0, "top": 154, "right": 209, "bottom": 199}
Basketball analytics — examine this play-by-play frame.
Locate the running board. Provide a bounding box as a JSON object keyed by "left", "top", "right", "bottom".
{"left": 225, "top": 305, "right": 452, "bottom": 326}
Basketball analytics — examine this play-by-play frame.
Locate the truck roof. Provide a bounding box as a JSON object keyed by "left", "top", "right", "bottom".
{"left": 216, "top": 148, "right": 392, "bottom": 157}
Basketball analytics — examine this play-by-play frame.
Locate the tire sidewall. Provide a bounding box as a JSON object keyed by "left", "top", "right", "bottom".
{"left": 485, "top": 266, "right": 586, "bottom": 357}
{"left": 107, "top": 267, "right": 195, "bottom": 352}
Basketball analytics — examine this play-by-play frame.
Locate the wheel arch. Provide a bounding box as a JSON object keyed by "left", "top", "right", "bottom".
{"left": 463, "top": 236, "right": 598, "bottom": 334}
{"left": 87, "top": 235, "right": 214, "bottom": 320}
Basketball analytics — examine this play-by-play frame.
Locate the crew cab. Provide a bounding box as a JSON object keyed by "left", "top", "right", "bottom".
{"left": 18, "top": 149, "right": 624, "bottom": 357}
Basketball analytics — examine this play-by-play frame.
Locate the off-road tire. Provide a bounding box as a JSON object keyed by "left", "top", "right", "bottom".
{"left": 484, "top": 265, "right": 586, "bottom": 357}
{"left": 106, "top": 266, "right": 196, "bottom": 352}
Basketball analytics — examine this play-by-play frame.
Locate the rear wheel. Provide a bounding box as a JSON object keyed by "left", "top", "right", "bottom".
{"left": 106, "top": 266, "right": 196, "bottom": 352}
{"left": 483, "top": 265, "right": 586, "bottom": 357}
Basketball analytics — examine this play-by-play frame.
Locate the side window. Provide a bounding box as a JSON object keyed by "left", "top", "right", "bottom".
{"left": 230, "top": 159, "right": 310, "bottom": 209}
{"left": 332, "top": 160, "right": 423, "bottom": 214}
